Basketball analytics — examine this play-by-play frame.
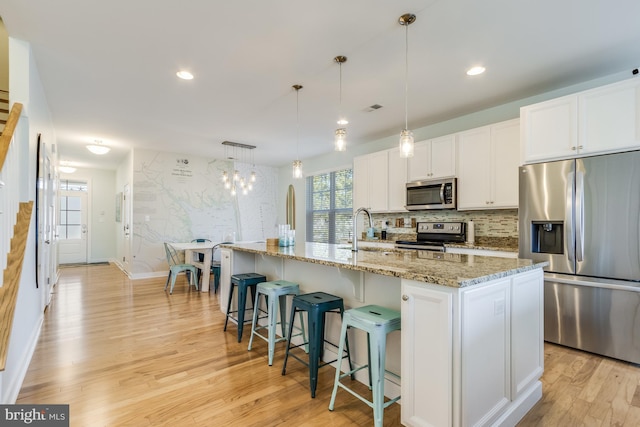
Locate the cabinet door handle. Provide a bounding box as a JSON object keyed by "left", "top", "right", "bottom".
{"left": 571, "top": 146, "right": 577, "bottom": 150}
{"left": 402, "top": 294, "right": 409, "bottom": 301}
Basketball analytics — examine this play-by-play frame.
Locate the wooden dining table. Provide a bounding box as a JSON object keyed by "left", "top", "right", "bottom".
{"left": 170, "top": 241, "right": 219, "bottom": 292}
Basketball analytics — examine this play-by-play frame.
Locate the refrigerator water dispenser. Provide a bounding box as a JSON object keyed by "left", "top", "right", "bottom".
{"left": 531, "top": 221, "right": 564, "bottom": 254}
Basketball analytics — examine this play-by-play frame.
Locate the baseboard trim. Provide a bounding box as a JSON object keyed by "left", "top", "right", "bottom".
{"left": 2, "top": 314, "right": 43, "bottom": 403}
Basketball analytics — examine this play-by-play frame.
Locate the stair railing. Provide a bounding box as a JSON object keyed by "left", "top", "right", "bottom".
{"left": 0, "top": 102, "right": 33, "bottom": 372}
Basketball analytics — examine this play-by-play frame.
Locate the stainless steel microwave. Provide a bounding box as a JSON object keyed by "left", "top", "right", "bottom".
{"left": 405, "top": 178, "right": 457, "bottom": 210}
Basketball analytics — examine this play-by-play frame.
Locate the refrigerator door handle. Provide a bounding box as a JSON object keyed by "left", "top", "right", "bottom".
{"left": 576, "top": 170, "right": 585, "bottom": 262}
{"left": 566, "top": 171, "right": 576, "bottom": 265}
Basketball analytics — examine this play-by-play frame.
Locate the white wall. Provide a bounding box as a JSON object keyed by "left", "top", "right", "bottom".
{"left": 1, "top": 37, "right": 54, "bottom": 403}
{"left": 0, "top": 18, "right": 8, "bottom": 91}
{"left": 129, "top": 148, "right": 278, "bottom": 278}
{"left": 279, "top": 69, "right": 636, "bottom": 242}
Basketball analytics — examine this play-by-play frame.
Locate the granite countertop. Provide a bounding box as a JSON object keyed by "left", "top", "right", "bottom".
{"left": 222, "top": 242, "right": 545, "bottom": 288}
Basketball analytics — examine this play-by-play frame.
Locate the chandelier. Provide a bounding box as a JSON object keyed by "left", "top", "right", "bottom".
{"left": 221, "top": 141, "right": 257, "bottom": 196}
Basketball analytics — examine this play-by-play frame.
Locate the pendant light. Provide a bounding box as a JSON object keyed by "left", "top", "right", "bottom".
{"left": 398, "top": 13, "right": 416, "bottom": 158}
{"left": 334, "top": 56, "right": 348, "bottom": 152}
{"left": 292, "top": 84, "right": 303, "bottom": 179}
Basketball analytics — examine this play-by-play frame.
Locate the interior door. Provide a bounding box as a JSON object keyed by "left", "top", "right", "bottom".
{"left": 122, "top": 183, "right": 131, "bottom": 273}
{"left": 42, "top": 154, "right": 54, "bottom": 302}
{"left": 58, "top": 186, "right": 88, "bottom": 264}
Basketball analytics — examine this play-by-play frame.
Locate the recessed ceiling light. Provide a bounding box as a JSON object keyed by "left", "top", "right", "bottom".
{"left": 176, "top": 70, "right": 194, "bottom": 80}
{"left": 466, "top": 66, "right": 486, "bottom": 76}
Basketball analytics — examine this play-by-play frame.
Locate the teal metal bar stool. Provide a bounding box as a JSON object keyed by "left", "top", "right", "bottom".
{"left": 247, "top": 280, "right": 306, "bottom": 366}
{"left": 224, "top": 273, "right": 266, "bottom": 342}
{"left": 328, "top": 304, "right": 401, "bottom": 427}
{"left": 281, "top": 292, "right": 353, "bottom": 398}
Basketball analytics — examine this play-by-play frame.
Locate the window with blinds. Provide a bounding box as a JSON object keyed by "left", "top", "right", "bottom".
{"left": 306, "top": 168, "right": 353, "bottom": 243}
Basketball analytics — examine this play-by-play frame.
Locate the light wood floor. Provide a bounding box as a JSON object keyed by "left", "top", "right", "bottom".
{"left": 17, "top": 263, "right": 401, "bottom": 426}
{"left": 16, "top": 264, "right": 640, "bottom": 426}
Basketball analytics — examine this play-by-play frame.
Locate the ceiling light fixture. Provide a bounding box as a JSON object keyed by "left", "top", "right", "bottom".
{"left": 292, "top": 84, "right": 303, "bottom": 179}
{"left": 176, "top": 70, "right": 194, "bottom": 80}
{"left": 59, "top": 163, "right": 76, "bottom": 173}
{"left": 398, "top": 13, "right": 416, "bottom": 158}
{"left": 86, "top": 140, "right": 110, "bottom": 155}
{"left": 466, "top": 66, "right": 486, "bottom": 76}
{"left": 334, "top": 55, "right": 348, "bottom": 152}
{"left": 221, "top": 140, "right": 256, "bottom": 196}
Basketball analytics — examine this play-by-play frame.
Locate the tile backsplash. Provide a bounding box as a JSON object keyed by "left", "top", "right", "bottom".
{"left": 371, "top": 209, "right": 518, "bottom": 239}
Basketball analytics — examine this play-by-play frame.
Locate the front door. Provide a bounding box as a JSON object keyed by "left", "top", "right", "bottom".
{"left": 58, "top": 181, "right": 88, "bottom": 264}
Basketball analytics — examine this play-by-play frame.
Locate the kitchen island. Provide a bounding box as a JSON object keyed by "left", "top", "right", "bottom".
{"left": 220, "top": 242, "right": 546, "bottom": 427}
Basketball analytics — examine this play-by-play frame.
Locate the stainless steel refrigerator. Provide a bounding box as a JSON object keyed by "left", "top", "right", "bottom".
{"left": 519, "top": 150, "right": 640, "bottom": 364}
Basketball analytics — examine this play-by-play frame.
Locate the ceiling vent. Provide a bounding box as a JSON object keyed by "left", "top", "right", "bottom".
{"left": 365, "top": 104, "right": 383, "bottom": 112}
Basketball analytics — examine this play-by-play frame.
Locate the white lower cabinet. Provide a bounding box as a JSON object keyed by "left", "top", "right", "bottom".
{"left": 401, "top": 268, "right": 544, "bottom": 427}
{"left": 461, "top": 279, "right": 511, "bottom": 426}
{"left": 218, "top": 248, "right": 256, "bottom": 314}
{"left": 401, "top": 285, "right": 453, "bottom": 427}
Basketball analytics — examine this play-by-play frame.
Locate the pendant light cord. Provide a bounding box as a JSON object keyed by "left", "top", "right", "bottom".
{"left": 296, "top": 88, "right": 300, "bottom": 160}
{"left": 404, "top": 23, "right": 409, "bottom": 130}
{"left": 339, "top": 62, "right": 343, "bottom": 114}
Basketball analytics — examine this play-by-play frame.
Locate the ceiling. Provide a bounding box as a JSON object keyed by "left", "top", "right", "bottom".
{"left": 1, "top": 0, "right": 640, "bottom": 170}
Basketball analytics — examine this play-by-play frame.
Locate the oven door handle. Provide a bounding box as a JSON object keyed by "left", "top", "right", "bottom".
{"left": 439, "top": 183, "right": 445, "bottom": 204}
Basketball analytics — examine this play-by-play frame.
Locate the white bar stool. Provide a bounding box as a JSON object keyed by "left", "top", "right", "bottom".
{"left": 328, "top": 304, "right": 401, "bottom": 427}
{"left": 247, "top": 280, "right": 306, "bottom": 366}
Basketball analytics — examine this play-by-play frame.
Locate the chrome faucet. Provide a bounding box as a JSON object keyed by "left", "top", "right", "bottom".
{"left": 352, "top": 207, "right": 373, "bottom": 252}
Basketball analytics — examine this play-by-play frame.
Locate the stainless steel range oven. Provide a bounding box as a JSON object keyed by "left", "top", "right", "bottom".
{"left": 395, "top": 221, "right": 466, "bottom": 252}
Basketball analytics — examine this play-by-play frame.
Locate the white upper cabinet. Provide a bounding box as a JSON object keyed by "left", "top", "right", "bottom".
{"left": 388, "top": 147, "right": 408, "bottom": 212}
{"left": 353, "top": 149, "right": 407, "bottom": 213}
{"left": 368, "top": 150, "right": 389, "bottom": 212}
{"left": 458, "top": 119, "right": 520, "bottom": 210}
{"left": 579, "top": 78, "right": 640, "bottom": 155}
{"left": 520, "top": 95, "right": 578, "bottom": 163}
{"left": 353, "top": 154, "right": 370, "bottom": 211}
{"left": 521, "top": 77, "right": 640, "bottom": 163}
{"left": 407, "top": 135, "right": 456, "bottom": 182}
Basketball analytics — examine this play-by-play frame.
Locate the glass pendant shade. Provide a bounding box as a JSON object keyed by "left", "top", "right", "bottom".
{"left": 292, "top": 160, "right": 303, "bottom": 179}
{"left": 334, "top": 128, "right": 347, "bottom": 152}
{"left": 399, "top": 129, "right": 415, "bottom": 158}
